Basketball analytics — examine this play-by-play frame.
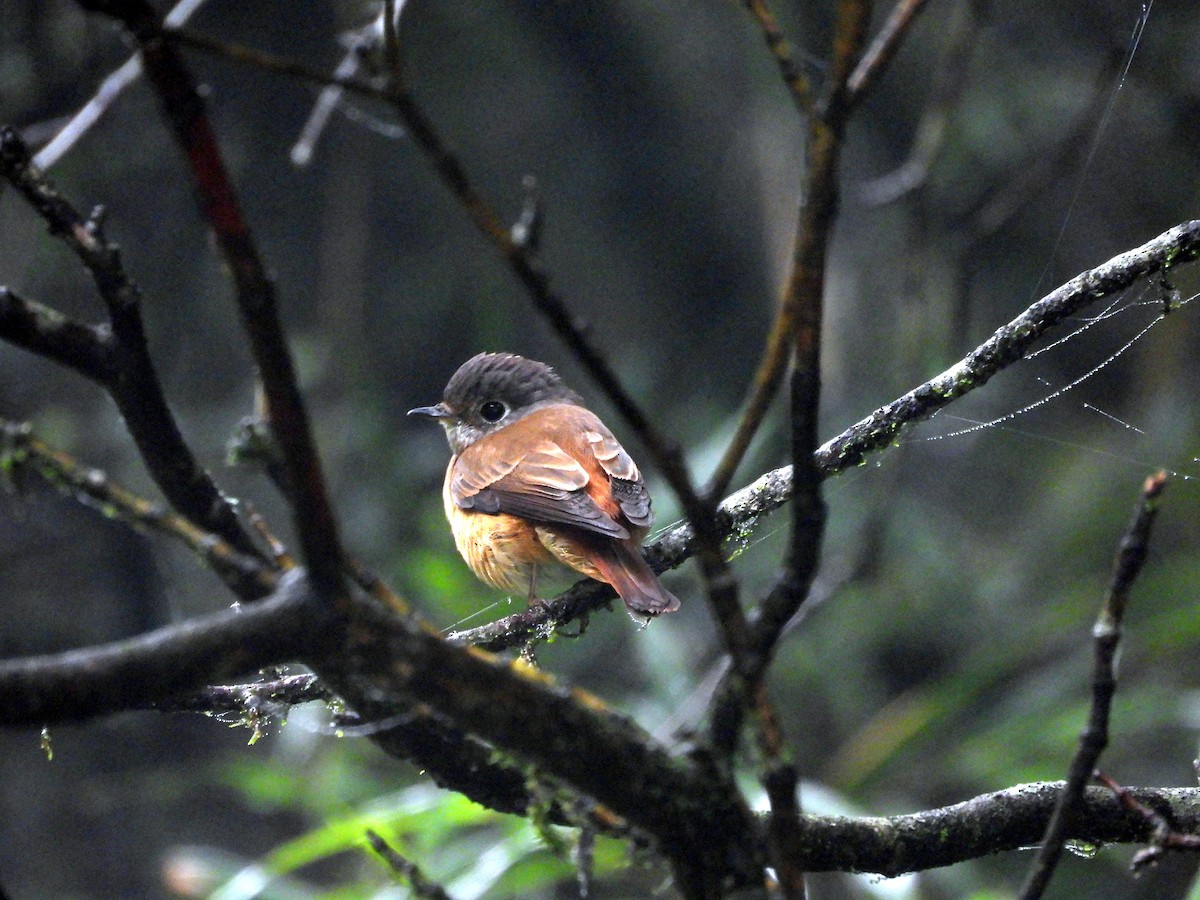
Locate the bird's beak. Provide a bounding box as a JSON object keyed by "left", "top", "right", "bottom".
{"left": 408, "top": 402, "right": 453, "bottom": 420}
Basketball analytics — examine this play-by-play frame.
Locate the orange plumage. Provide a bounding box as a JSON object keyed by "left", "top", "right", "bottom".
{"left": 411, "top": 354, "right": 679, "bottom": 617}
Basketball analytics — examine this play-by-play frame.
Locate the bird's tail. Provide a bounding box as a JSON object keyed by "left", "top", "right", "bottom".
{"left": 590, "top": 540, "right": 681, "bottom": 616}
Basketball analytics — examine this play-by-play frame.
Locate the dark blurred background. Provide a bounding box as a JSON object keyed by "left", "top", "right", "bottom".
{"left": 1, "top": 0, "right": 1199, "bottom": 896}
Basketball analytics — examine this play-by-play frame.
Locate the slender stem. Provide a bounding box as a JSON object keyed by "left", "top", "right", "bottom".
{"left": 1, "top": 421, "right": 277, "bottom": 598}
{"left": 743, "top": 0, "right": 814, "bottom": 116}
{"left": 0, "top": 125, "right": 267, "bottom": 571}
{"left": 1019, "top": 471, "right": 1168, "bottom": 899}
{"left": 77, "top": 0, "right": 346, "bottom": 597}
{"left": 845, "top": 0, "right": 933, "bottom": 107}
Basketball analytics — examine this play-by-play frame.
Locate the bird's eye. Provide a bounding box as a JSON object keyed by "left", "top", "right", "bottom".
{"left": 480, "top": 400, "right": 507, "bottom": 423}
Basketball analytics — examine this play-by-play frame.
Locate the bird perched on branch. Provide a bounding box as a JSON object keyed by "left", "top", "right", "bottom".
{"left": 409, "top": 352, "right": 680, "bottom": 618}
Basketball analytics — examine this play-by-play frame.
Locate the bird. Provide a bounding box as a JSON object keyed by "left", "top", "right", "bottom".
{"left": 409, "top": 352, "right": 681, "bottom": 618}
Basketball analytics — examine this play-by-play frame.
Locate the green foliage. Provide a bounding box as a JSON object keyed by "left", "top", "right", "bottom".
{"left": 213, "top": 768, "right": 630, "bottom": 898}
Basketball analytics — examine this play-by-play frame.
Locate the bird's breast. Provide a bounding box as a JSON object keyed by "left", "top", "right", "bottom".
{"left": 442, "top": 457, "right": 554, "bottom": 593}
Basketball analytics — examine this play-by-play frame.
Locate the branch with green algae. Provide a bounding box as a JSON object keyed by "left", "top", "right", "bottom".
{"left": 815, "top": 219, "right": 1200, "bottom": 472}
{"left": 1, "top": 419, "right": 277, "bottom": 597}
{"left": 0, "top": 568, "right": 764, "bottom": 894}
{"left": 451, "top": 219, "right": 1200, "bottom": 652}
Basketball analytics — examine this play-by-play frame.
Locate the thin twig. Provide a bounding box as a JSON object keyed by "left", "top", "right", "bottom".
{"left": 857, "top": 0, "right": 982, "bottom": 207}
{"left": 742, "top": 8, "right": 872, "bottom": 892}
{"left": 1, "top": 420, "right": 277, "bottom": 597}
{"left": 381, "top": 1, "right": 403, "bottom": 89}
{"left": 709, "top": 0, "right": 871, "bottom": 757}
{"left": 0, "top": 126, "right": 268, "bottom": 573}
{"left": 764, "top": 758, "right": 806, "bottom": 897}
{"left": 845, "top": 0, "right": 932, "bottom": 107}
{"left": 365, "top": 830, "right": 454, "bottom": 900}
{"left": 1019, "top": 470, "right": 1168, "bottom": 899}
{"left": 77, "top": 0, "right": 346, "bottom": 597}
{"left": 32, "top": 0, "right": 212, "bottom": 170}
{"left": 0, "top": 287, "right": 112, "bottom": 382}
{"left": 743, "top": 0, "right": 813, "bottom": 116}
{"left": 290, "top": 21, "right": 380, "bottom": 166}
{"left": 1094, "top": 772, "right": 1200, "bottom": 872}
{"left": 708, "top": 1, "right": 871, "bottom": 503}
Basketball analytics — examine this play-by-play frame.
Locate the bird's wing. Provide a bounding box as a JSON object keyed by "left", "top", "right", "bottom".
{"left": 585, "top": 429, "right": 652, "bottom": 529}
{"left": 451, "top": 440, "right": 631, "bottom": 539}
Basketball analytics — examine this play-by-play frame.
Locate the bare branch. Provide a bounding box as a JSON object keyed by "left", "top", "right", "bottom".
{"left": 31, "top": 0, "right": 212, "bottom": 170}
{"left": 0, "top": 126, "right": 266, "bottom": 570}
{"left": 1020, "top": 471, "right": 1169, "bottom": 898}
{"left": 365, "top": 830, "right": 453, "bottom": 900}
{"left": 157, "top": 670, "right": 640, "bottom": 842}
{"left": 76, "top": 0, "right": 346, "bottom": 596}
{"left": 845, "top": 0, "right": 933, "bottom": 108}
{"left": 857, "top": 1, "right": 982, "bottom": 207}
{"left": 797, "top": 783, "right": 1200, "bottom": 875}
{"left": 709, "top": 0, "right": 870, "bottom": 502}
{"left": 709, "top": 2, "right": 872, "bottom": 769}
{"left": 705, "top": 220, "right": 1198, "bottom": 759}
{"left": 1094, "top": 772, "right": 1200, "bottom": 872}
{"left": 1, "top": 420, "right": 276, "bottom": 598}
{"left": 0, "top": 571, "right": 317, "bottom": 724}
{"left": 0, "top": 287, "right": 113, "bottom": 382}
{"left": 742, "top": 0, "right": 814, "bottom": 116}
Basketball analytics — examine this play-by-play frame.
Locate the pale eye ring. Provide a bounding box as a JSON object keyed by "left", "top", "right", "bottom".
{"left": 480, "top": 400, "right": 507, "bottom": 423}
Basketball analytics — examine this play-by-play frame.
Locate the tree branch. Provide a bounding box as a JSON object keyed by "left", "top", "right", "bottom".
{"left": 31, "top": 0, "right": 212, "bottom": 170}
{"left": 845, "top": 0, "right": 933, "bottom": 108}
{"left": 365, "top": 830, "right": 453, "bottom": 900}
{"left": 1, "top": 419, "right": 276, "bottom": 598}
{"left": 0, "top": 571, "right": 317, "bottom": 723}
{"left": 76, "top": 0, "right": 346, "bottom": 597}
{"left": 1095, "top": 773, "right": 1200, "bottom": 872}
{"left": 815, "top": 220, "right": 1200, "bottom": 472}
{"left": 0, "top": 286, "right": 113, "bottom": 382}
{"left": 1019, "top": 471, "right": 1168, "bottom": 898}
{"left": 315, "top": 595, "right": 764, "bottom": 894}
{"left": 0, "top": 125, "right": 266, "bottom": 571}
{"left": 742, "top": 0, "right": 814, "bottom": 116}
{"left": 707, "top": 1, "right": 872, "bottom": 506}
{"left": 797, "top": 783, "right": 1200, "bottom": 875}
